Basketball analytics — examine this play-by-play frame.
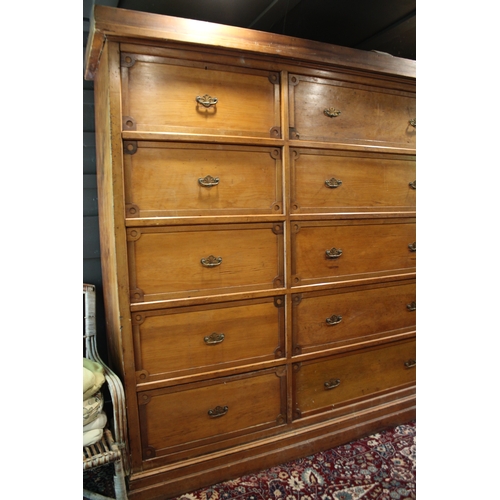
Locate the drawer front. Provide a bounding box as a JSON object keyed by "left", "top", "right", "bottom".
{"left": 133, "top": 296, "right": 285, "bottom": 383}
{"left": 128, "top": 223, "right": 284, "bottom": 302}
{"left": 138, "top": 368, "right": 286, "bottom": 461}
{"left": 291, "top": 219, "right": 416, "bottom": 286}
{"left": 121, "top": 52, "right": 280, "bottom": 137}
{"left": 293, "top": 339, "right": 416, "bottom": 418}
{"left": 293, "top": 281, "right": 416, "bottom": 355}
{"left": 289, "top": 74, "right": 416, "bottom": 147}
{"left": 291, "top": 149, "right": 416, "bottom": 214}
{"left": 124, "top": 142, "right": 283, "bottom": 218}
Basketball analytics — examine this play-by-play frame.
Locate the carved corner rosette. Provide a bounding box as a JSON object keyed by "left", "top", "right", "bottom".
{"left": 274, "top": 296, "right": 285, "bottom": 308}
{"left": 131, "top": 313, "right": 146, "bottom": 325}
{"left": 126, "top": 204, "right": 140, "bottom": 217}
{"left": 270, "top": 148, "right": 281, "bottom": 160}
{"left": 136, "top": 370, "right": 150, "bottom": 382}
{"left": 130, "top": 288, "right": 144, "bottom": 303}
{"left": 272, "top": 223, "right": 283, "bottom": 235}
{"left": 273, "top": 276, "right": 284, "bottom": 288}
{"left": 289, "top": 75, "right": 300, "bottom": 87}
{"left": 271, "top": 202, "right": 283, "bottom": 213}
{"left": 123, "top": 116, "right": 137, "bottom": 131}
{"left": 270, "top": 126, "right": 281, "bottom": 139}
{"left": 123, "top": 141, "right": 138, "bottom": 155}
{"left": 143, "top": 446, "right": 156, "bottom": 460}
{"left": 276, "top": 414, "right": 286, "bottom": 425}
{"left": 138, "top": 393, "right": 151, "bottom": 406}
{"left": 268, "top": 72, "right": 280, "bottom": 85}
{"left": 121, "top": 53, "right": 136, "bottom": 68}
{"left": 127, "top": 229, "right": 142, "bottom": 242}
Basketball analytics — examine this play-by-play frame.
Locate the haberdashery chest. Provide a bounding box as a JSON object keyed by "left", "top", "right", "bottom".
{"left": 85, "top": 6, "right": 416, "bottom": 499}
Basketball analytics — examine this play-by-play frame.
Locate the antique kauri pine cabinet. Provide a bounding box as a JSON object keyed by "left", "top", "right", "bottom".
{"left": 85, "top": 6, "right": 416, "bottom": 499}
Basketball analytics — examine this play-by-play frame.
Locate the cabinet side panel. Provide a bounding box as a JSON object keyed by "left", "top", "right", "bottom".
{"left": 94, "top": 41, "right": 126, "bottom": 377}
{"left": 94, "top": 41, "right": 143, "bottom": 472}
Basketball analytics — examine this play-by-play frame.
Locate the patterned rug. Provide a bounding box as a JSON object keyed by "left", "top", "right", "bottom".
{"left": 84, "top": 421, "right": 416, "bottom": 500}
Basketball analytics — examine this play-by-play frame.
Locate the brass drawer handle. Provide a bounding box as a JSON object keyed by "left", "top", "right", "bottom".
{"left": 199, "top": 175, "right": 220, "bottom": 187}
{"left": 196, "top": 94, "right": 218, "bottom": 108}
{"left": 404, "top": 359, "right": 416, "bottom": 368}
{"left": 409, "top": 118, "right": 416, "bottom": 128}
{"left": 204, "top": 332, "right": 225, "bottom": 345}
{"left": 201, "top": 255, "right": 222, "bottom": 267}
{"left": 208, "top": 405, "right": 228, "bottom": 418}
{"left": 409, "top": 180, "right": 416, "bottom": 189}
{"left": 408, "top": 242, "right": 416, "bottom": 252}
{"left": 407, "top": 302, "right": 416, "bottom": 312}
{"left": 326, "top": 314, "right": 342, "bottom": 326}
{"left": 324, "top": 107, "right": 341, "bottom": 118}
{"left": 326, "top": 247, "right": 343, "bottom": 259}
{"left": 325, "top": 177, "right": 343, "bottom": 189}
{"left": 324, "top": 378, "right": 341, "bottom": 390}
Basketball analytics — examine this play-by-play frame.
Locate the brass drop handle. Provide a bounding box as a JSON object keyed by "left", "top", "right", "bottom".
{"left": 201, "top": 255, "right": 222, "bottom": 267}
{"left": 199, "top": 175, "right": 220, "bottom": 187}
{"left": 409, "top": 118, "right": 416, "bottom": 128}
{"left": 324, "top": 378, "right": 341, "bottom": 390}
{"left": 326, "top": 247, "right": 343, "bottom": 259}
{"left": 325, "top": 177, "right": 343, "bottom": 189}
{"left": 326, "top": 314, "right": 342, "bottom": 326}
{"left": 407, "top": 302, "right": 416, "bottom": 312}
{"left": 409, "top": 180, "right": 416, "bottom": 189}
{"left": 324, "top": 107, "right": 341, "bottom": 118}
{"left": 404, "top": 359, "right": 416, "bottom": 368}
{"left": 204, "top": 333, "right": 225, "bottom": 345}
{"left": 196, "top": 94, "right": 218, "bottom": 108}
{"left": 208, "top": 405, "right": 228, "bottom": 418}
{"left": 408, "top": 242, "right": 416, "bottom": 252}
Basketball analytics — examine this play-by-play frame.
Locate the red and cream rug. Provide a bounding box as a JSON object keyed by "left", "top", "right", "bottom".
{"left": 175, "top": 422, "right": 416, "bottom": 500}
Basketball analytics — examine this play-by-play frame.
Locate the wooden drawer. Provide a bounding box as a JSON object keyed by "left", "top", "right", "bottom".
{"left": 128, "top": 223, "right": 284, "bottom": 303}
{"left": 120, "top": 50, "right": 281, "bottom": 137}
{"left": 138, "top": 367, "right": 287, "bottom": 462}
{"left": 290, "top": 149, "right": 416, "bottom": 214}
{"left": 292, "top": 281, "right": 416, "bottom": 355}
{"left": 133, "top": 296, "right": 285, "bottom": 384}
{"left": 123, "top": 142, "right": 283, "bottom": 218}
{"left": 293, "top": 339, "right": 416, "bottom": 418}
{"left": 291, "top": 219, "right": 416, "bottom": 287}
{"left": 289, "top": 74, "right": 416, "bottom": 147}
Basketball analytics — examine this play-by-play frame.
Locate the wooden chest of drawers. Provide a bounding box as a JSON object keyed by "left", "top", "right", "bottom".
{"left": 85, "top": 6, "right": 416, "bottom": 499}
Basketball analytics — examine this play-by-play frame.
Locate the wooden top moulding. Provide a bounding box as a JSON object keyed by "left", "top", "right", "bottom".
{"left": 84, "top": 5, "right": 416, "bottom": 81}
